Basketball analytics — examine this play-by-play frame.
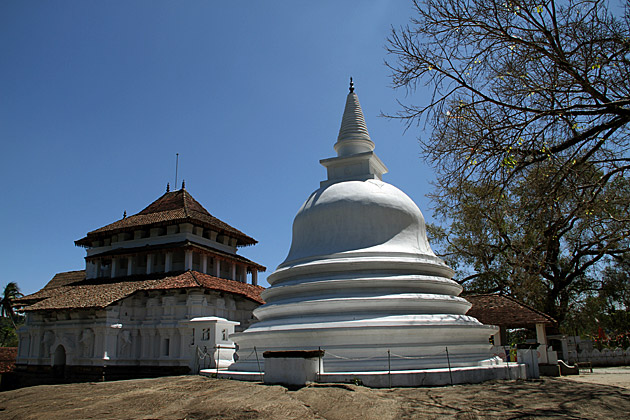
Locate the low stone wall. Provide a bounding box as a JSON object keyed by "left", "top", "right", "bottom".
{"left": 567, "top": 347, "right": 630, "bottom": 366}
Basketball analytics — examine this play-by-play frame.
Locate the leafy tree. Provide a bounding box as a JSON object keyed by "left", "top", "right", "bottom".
{"left": 386, "top": 0, "right": 630, "bottom": 194}
{"left": 1, "top": 282, "right": 23, "bottom": 329}
{"left": 0, "top": 318, "right": 19, "bottom": 347}
{"left": 565, "top": 255, "right": 630, "bottom": 338}
{"left": 387, "top": 0, "right": 630, "bottom": 325}
{"left": 428, "top": 160, "right": 630, "bottom": 323}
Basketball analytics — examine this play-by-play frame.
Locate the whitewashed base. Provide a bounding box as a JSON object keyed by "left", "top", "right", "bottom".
{"left": 211, "top": 363, "right": 526, "bottom": 387}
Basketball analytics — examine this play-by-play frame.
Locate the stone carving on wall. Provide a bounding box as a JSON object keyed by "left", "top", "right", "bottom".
{"left": 119, "top": 330, "right": 132, "bottom": 357}
{"left": 79, "top": 328, "right": 95, "bottom": 358}
{"left": 42, "top": 330, "right": 55, "bottom": 357}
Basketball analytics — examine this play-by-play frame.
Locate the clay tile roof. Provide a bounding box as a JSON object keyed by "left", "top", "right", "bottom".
{"left": 465, "top": 294, "right": 556, "bottom": 327}
{"left": 42, "top": 270, "right": 86, "bottom": 290}
{"left": 75, "top": 189, "right": 257, "bottom": 247}
{"left": 15, "top": 270, "right": 87, "bottom": 307}
{"left": 0, "top": 347, "right": 17, "bottom": 374}
{"left": 20, "top": 270, "right": 264, "bottom": 311}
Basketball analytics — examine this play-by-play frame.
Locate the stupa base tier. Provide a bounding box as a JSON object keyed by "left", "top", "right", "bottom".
{"left": 230, "top": 322, "right": 500, "bottom": 373}
{"left": 214, "top": 363, "right": 527, "bottom": 387}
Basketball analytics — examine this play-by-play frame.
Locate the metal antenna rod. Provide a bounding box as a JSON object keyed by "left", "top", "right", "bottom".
{"left": 175, "top": 153, "right": 179, "bottom": 188}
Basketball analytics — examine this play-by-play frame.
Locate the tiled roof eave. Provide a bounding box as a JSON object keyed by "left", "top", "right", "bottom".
{"left": 75, "top": 215, "right": 257, "bottom": 248}
{"left": 21, "top": 270, "right": 265, "bottom": 312}
{"left": 465, "top": 293, "right": 557, "bottom": 327}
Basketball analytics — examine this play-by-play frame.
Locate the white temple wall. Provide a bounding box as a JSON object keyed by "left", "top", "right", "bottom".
{"left": 17, "top": 289, "right": 257, "bottom": 371}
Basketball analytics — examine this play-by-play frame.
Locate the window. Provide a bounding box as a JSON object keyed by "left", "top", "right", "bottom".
{"left": 202, "top": 328, "right": 210, "bottom": 341}
{"left": 164, "top": 338, "right": 170, "bottom": 356}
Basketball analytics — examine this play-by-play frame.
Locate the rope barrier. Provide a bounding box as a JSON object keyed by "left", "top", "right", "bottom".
{"left": 389, "top": 349, "right": 447, "bottom": 360}
{"left": 324, "top": 349, "right": 448, "bottom": 362}
{"left": 324, "top": 352, "right": 384, "bottom": 361}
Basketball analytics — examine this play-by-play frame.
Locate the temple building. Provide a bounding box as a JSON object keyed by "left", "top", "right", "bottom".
{"left": 225, "top": 80, "right": 524, "bottom": 386}
{"left": 15, "top": 184, "right": 265, "bottom": 383}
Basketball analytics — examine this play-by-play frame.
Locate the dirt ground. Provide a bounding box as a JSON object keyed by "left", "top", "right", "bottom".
{"left": 0, "top": 369, "right": 629, "bottom": 420}
{"left": 559, "top": 365, "right": 630, "bottom": 389}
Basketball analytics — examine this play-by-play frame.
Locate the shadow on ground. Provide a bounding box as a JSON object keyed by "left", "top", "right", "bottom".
{"left": 0, "top": 375, "right": 628, "bottom": 419}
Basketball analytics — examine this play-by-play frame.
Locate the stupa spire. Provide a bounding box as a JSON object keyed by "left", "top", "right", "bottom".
{"left": 319, "top": 79, "right": 388, "bottom": 187}
{"left": 334, "top": 78, "right": 375, "bottom": 157}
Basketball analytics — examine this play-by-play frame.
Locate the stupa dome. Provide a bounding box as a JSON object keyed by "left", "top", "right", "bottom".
{"left": 282, "top": 179, "right": 435, "bottom": 266}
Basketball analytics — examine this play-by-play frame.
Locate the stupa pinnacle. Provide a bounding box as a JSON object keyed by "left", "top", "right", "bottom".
{"left": 334, "top": 78, "right": 374, "bottom": 156}
{"left": 319, "top": 80, "right": 387, "bottom": 188}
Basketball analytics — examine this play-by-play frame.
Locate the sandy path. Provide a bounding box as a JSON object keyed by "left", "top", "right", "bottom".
{"left": 557, "top": 366, "right": 630, "bottom": 389}
{"left": 0, "top": 374, "right": 629, "bottom": 419}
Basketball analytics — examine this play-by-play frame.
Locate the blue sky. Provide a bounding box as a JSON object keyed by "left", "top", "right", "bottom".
{"left": 1, "top": 1, "right": 437, "bottom": 295}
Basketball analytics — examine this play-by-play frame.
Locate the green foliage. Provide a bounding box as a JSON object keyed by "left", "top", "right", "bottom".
{"left": 427, "top": 160, "right": 630, "bottom": 324}
{"left": 388, "top": 0, "right": 630, "bottom": 331}
{"left": 0, "top": 316, "right": 21, "bottom": 347}
{"left": 0, "top": 281, "right": 24, "bottom": 345}
{"left": 1, "top": 282, "right": 23, "bottom": 326}
{"left": 564, "top": 256, "right": 630, "bottom": 337}
{"left": 506, "top": 328, "right": 537, "bottom": 346}
{"left": 387, "top": 0, "right": 630, "bottom": 195}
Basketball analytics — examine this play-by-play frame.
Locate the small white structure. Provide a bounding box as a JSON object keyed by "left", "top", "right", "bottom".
{"left": 263, "top": 350, "right": 324, "bottom": 386}
{"left": 15, "top": 185, "right": 265, "bottom": 383}
{"left": 183, "top": 317, "right": 240, "bottom": 370}
{"left": 225, "top": 80, "right": 524, "bottom": 386}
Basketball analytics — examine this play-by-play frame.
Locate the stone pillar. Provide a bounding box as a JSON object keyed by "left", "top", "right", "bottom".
{"left": 169, "top": 331, "right": 179, "bottom": 358}
{"left": 165, "top": 252, "right": 173, "bottom": 272}
{"left": 201, "top": 255, "right": 208, "bottom": 274}
{"left": 536, "top": 323, "right": 549, "bottom": 364}
{"left": 231, "top": 263, "right": 236, "bottom": 281}
{"left": 252, "top": 269, "right": 258, "bottom": 286}
{"left": 186, "top": 292, "right": 206, "bottom": 318}
{"left": 146, "top": 254, "right": 153, "bottom": 275}
{"left": 90, "top": 261, "right": 97, "bottom": 278}
{"left": 180, "top": 330, "right": 192, "bottom": 369}
{"left": 185, "top": 250, "right": 193, "bottom": 271}
{"left": 94, "top": 328, "right": 106, "bottom": 360}
{"left": 215, "top": 259, "right": 221, "bottom": 278}
{"left": 141, "top": 331, "right": 151, "bottom": 359}
{"left": 32, "top": 331, "right": 42, "bottom": 359}
{"left": 104, "top": 327, "right": 119, "bottom": 361}
{"left": 148, "top": 330, "right": 158, "bottom": 359}
{"left": 111, "top": 258, "right": 118, "bottom": 278}
{"left": 127, "top": 256, "right": 134, "bottom": 276}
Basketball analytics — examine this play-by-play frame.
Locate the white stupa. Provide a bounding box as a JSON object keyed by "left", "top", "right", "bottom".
{"left": 227, "top": 80, "right": 522, "bottom": 385}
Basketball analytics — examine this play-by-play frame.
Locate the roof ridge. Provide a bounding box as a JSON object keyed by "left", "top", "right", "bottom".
{"left": 188, "top": 270, "right": 202, "bottom": 287}
{"left": 75, "top": 189, "right": 259, "bottom": 247}
{"left": 182, "top": 189, "right": 190, "bottom": 217}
